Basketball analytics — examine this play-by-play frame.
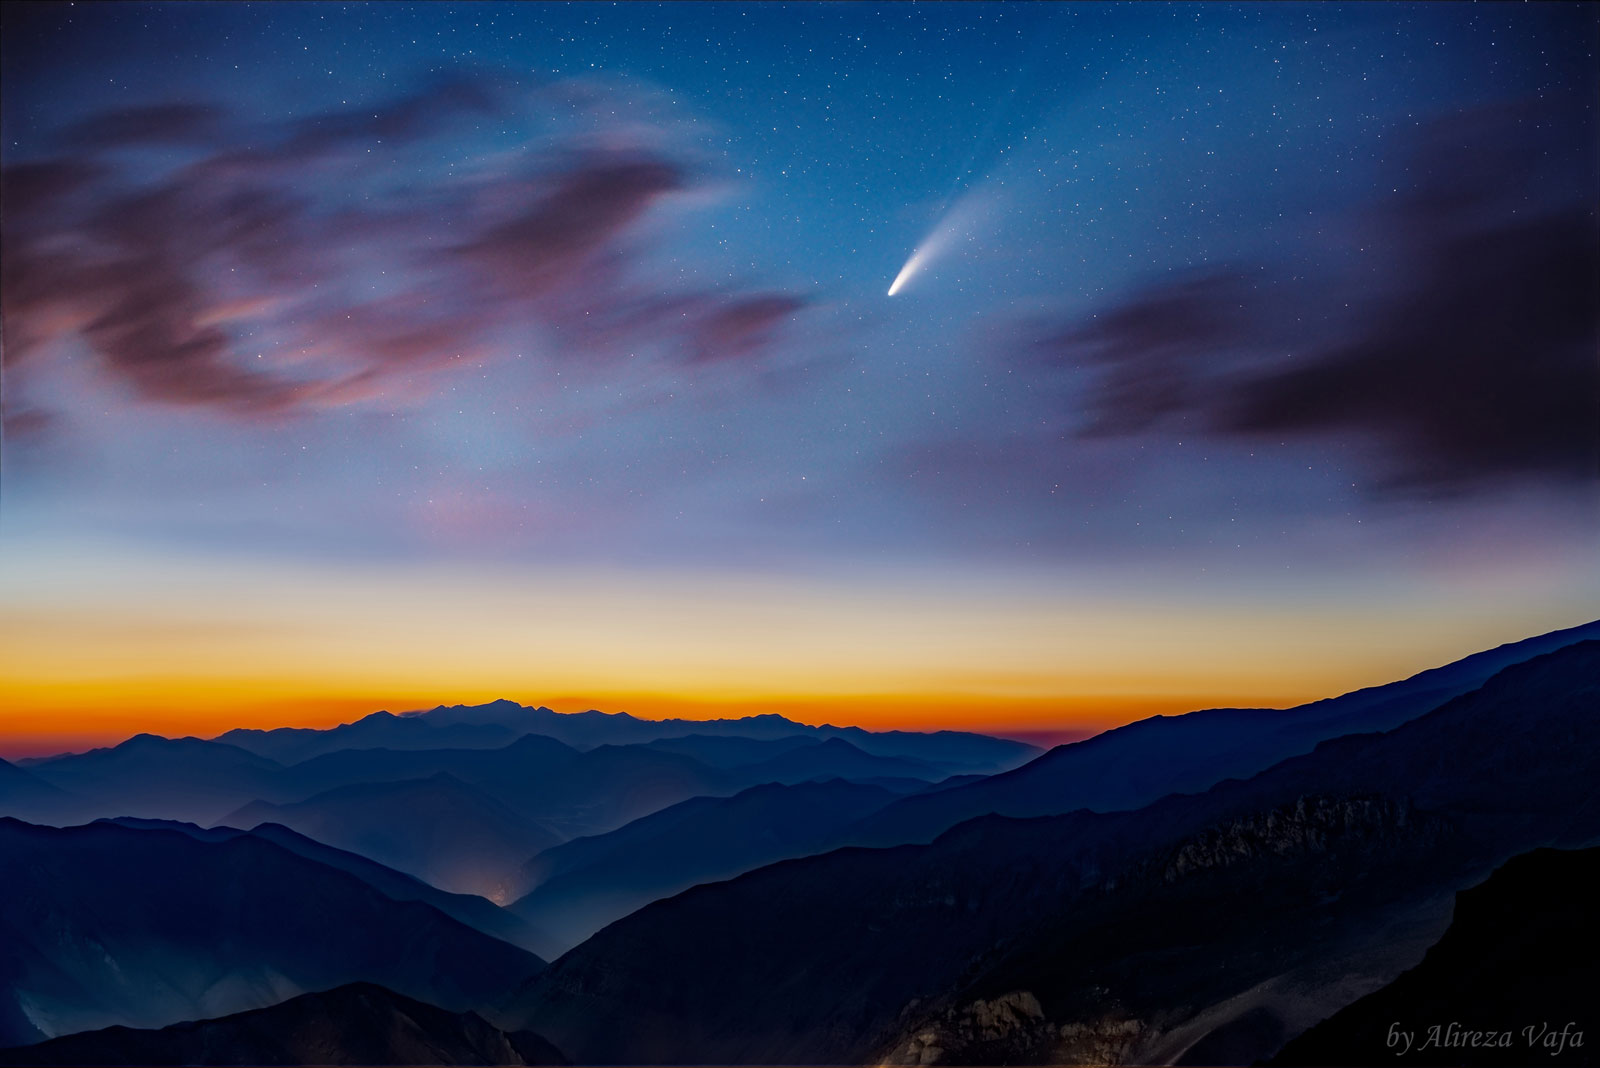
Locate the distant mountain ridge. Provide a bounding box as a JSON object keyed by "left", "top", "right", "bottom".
{"left": 16, "top": 736, "right": 287, "bottom": 825}
{"left": 0, "top": 759, "right": 80, "bottom": 824}
{"left": 214, "top": 702, "right": 1039, "bottom": 774}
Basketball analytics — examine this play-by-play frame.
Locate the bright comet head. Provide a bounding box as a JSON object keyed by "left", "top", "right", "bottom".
{"left": 887, "top": 251, "right": 927, "bottom": 297}
{"left": 885, "top": 192, "right": 989, "bottom": 298}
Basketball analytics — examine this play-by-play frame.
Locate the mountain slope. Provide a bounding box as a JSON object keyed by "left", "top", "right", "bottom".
{"left": 479, "top": 744, "right": 737, "bottom": 840}
{"left": 222, "top": 773, "right": 562, "bottom": 899}
{"left": 724, "top": 737, "right": 943, "bottom": 786}
{"left": 637, "top": 734, "right": 824, "bottom": 768}
{"left": 847, "top": 618, "right": 1600, "bottom": 847}
{"left": 100, "top": 818, "right": 563, "bottom": 961}
{"left": 0, "top": 983, "right": 566, "bottom": 1067}
{"left": 1268, "top": 847, "right": 1599, "bottom": 1067}
{"left": 507, "top": 780, "right": 902, "bottom": 949}
{"left": 506, "top": 641, "right": 1600, "bottom": 1065}
{"left": 0, "top": 819, "right": 545, "bottom": 1048}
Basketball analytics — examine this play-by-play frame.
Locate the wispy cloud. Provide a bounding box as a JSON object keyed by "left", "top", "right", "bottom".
{"left": 2, "top": 73, "right": 815, "bottom": 429}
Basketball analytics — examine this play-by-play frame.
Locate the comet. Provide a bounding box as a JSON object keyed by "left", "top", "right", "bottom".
{"left": 886, "top": 193, "right": 990, "bottom": 297}
{"left": 886, "top": 234, "right": 950, "bottom": 297}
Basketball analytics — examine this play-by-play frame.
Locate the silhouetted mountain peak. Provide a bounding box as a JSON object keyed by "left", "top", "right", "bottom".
{"left": 572, "top": 708, "right": 637, "bottom": 721}
{"left": 421, "top": 699, "right": 558, "bottom": 717}
{"left": 122, "top": 732, "right": 175, "bottom": 747}
{"left": 107, "top": 733, "right": 284, "bottom": 766}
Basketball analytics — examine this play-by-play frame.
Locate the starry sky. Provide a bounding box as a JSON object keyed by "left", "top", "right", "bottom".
{"left": 2, "top": 2, "right": 1597, "bottom": 754}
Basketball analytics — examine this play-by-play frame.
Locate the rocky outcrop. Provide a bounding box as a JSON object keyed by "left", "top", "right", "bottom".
{"left": 1156, "top": 795, "right": 1439, "bottom": 882}
{"left": 886, "top": 993, "right": 1146, "bottom": 1066}
{"left": 878, "top": 795, "right": 1448, "bottom": 1065}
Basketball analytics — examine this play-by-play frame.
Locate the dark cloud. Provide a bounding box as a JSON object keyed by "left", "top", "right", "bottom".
{"left": 1032, "top": 271, "right": 1256, "bottom": 436}
{"left": 60, "top": 103, "right": 226, "bottom": 150}
{"left": 3, "top": 171, "right": 326, "bottom": 414}
{"left": 281, "top": 73, "right": 505, "bottom": 158}
{"left": 1, "top": 406, "right": 55, "bottom": 439}
{"left": 82, "top": 268, "right": 310, "bottom": 414}
{"left": 1021, "top": 105, "right": 1599, "bottom": 496}
{"left": 686, "top": 294, "right": 807, "bottom": 364}
{"left": 1225, "top": 208, "right": 1599, "bottom": 491}
{"left": 0, "top": 159, "right": 105, "bottom": 215}
{"left": 459, "top": 157, "right": 685, "bottom": 301}
{"left": 1, "top": 165, "right": 99, "bottom": 368}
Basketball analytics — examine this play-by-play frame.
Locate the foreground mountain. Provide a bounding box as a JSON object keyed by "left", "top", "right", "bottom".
{"left": 0, "top": 983, "right": 566, "bottom": 1066}
{"left": 507, "top": 780, "right": 904, "bottom": 950}
{"left": 846, "top": 618, "right": 1600, "bottom": 847}
{"left": 506, "top": 641, "right": 1600, "bottom": 1065}
{"left": 100, "top": 818, "right": 562, "bottom": 960}
{"left": 1268, "top": 847, "right": 1598, "bottom": 1067}
{"left": 0, "top": 819, "right": 544, "bottom": 1048}
{"left": 221, "top": 773, "right": 563, "bottom": 899}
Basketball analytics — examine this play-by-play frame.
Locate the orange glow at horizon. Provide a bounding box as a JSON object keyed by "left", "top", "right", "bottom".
{"left": 0, "top": 685, "right": 1304, "bottom": 759}
{"left": 3, "top": 542, "right": 1594, "bottom": 760}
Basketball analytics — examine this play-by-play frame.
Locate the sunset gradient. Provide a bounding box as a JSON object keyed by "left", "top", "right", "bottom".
{"left": 2, "top": 2, "right": 1596, "bottom": 760}
{"left": 4, "top": 537, "right": 1595, "bottom": 758}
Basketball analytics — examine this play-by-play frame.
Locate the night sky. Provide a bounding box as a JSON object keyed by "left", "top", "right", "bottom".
{"left": 2, "top": 2, "right": 1596, "bottom": 753}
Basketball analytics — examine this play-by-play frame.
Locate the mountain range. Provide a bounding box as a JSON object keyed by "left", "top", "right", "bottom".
{"left": 505, "top": 640, "right": 1600, "bottom": 1065}
{"left": 214, "top": 702, "right": 1039, "bottom": 775}
{"left": 2, "top": 621, "right": 1595, "bottom": 1065}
